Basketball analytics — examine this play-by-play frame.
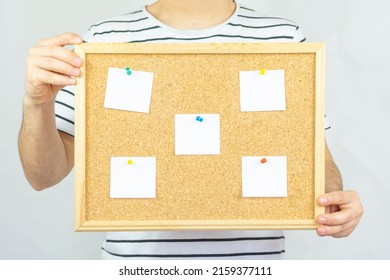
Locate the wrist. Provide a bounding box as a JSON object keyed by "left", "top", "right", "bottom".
{"left": 22, "top": 94, "right": 56, "bottom": 124}
{"left": 23, "top": 93, "right": 55, "bottom": 110}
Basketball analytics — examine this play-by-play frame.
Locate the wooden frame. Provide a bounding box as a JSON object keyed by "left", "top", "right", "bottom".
{"left": 74, "top": 43, "right": 325, "bottom": 232}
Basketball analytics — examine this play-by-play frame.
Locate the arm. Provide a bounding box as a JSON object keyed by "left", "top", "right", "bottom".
{"left": 316, "top": 142, "right": 364, "bottom": 237}
{"left": 18, "top": 33, "right": 82, "bottom": 191}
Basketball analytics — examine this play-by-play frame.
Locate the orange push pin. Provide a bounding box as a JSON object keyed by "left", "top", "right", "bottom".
{"left": 260, "top": 68, "right": 266, "bottom": 75}
{"left": 260, "top": 157, "right": 267, "bottom": 164}
{"left": 127, "top": 159, "right": 133, "bottom": 165}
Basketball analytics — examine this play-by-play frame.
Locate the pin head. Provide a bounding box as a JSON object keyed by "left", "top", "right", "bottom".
{"left": 260, "top": 68, "right": 266, "bottom": 75}
{"left": 125, "top": 67, "right": 132, "bottom": 75}
{"left": 196, "top": 116, "right": 203, "bottom": 122}
{"left": 260, "top": 158, "right": 267, "bottom": 164}
{"left": 127, "top": 159, "right": 133, "bottom": 165}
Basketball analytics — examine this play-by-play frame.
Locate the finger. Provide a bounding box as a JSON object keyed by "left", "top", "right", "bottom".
{"left": 325, "top": 204, "right": 340, "bottom": 214}
{"left": 317, "top": 208, "right": 358, "bottom": 226}
{"left": 38, "top": 32, "right": 83, "bottom": 47}
{"left": 317, "top": 220, "right": 357, "bottom": 238}
{"left": 32, "top": 69, "right": 77, "bottom": 87}
{"left": 318, "top": 190, "right": 356, "bottom": 207}
{"left": 35, "top": 57, "right": 81, "bottom": 78}
{"left": 331, "top": 228, "right": 356, "bottom": 238}
{"left": 29, "top": 45, "right": 83, "bottom": 68}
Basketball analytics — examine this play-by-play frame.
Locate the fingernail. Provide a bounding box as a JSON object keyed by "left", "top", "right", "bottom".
{"left": 72, "top": 68, "right": 80, "bottom": 76}
{"left": 73, "top": 57, "right": 82, "bottom": 65}
{"left": 319, "top": 217, "right": 327, "bottom": 224}
{"left": 319, "top": 197, "right": 328, "bottom": 205}
{"left": 318, "top": 227, "right": 327, "bottom": 235}
{"left": 74, "top": 36, "right": 83, "bottom": 43}
{"left": 68, "top": 78, "right": 76, "bottom": 85}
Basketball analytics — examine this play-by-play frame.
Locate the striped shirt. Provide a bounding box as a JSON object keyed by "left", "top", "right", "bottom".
{"left": 55, "top": 3, "right": 309, "bottom": 259}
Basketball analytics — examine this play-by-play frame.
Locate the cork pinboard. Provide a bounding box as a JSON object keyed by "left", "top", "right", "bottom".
{"left": 74, "top": 43, "right": 325, "bottom": 232}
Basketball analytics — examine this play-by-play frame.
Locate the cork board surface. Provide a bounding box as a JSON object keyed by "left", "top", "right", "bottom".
{"left": 75, "top": 43, "right": 325, "bottom": 231}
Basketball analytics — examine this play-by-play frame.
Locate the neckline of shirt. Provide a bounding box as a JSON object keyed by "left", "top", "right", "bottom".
{"left": 142, "top": 3, "right": 241, "bottom": 36}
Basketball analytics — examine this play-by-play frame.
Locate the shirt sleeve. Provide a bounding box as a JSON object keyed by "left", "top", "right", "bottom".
{"left": 55, "top": 86, "right": 75, "bottom": 136}
{"left": 82, "top": 28, "right": 94, "bottom": 43}
{"left": 54, "top": 20, "right": 102, "bottom": 135}
{"left": 54, "top": 26, "right": 96, "bottom": 136}
{"left": 295, "top": 26, "right": 329, "bottom": 130}
{"left": 325, "top": 115, "right": 331, "bottom": 130}
{"left": 294, "top": 25, "right": 306, "bottom": 42}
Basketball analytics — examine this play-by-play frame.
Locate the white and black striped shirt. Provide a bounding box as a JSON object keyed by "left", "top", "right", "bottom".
{"left": 55, "top": 4, "right": 309, "bottom": 135}
{"left": 55, "top": 3, "right": 309, "bottom": 259}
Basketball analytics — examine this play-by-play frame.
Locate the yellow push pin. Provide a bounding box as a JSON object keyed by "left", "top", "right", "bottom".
{"left": 260, "top": 68, "right": 266, "bottom": 75}
{"left": 127, "top": 159, "right": 133, "bottom": 165}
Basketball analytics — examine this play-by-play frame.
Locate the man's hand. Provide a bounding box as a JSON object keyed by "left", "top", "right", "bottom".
{"left": 25, "top": 32, "right": 83, "bottom": 105}
{"left": 19, "top": 32, "right": 81, "bottom": 190}
{"left": 316, "top": 190, "right": 363, "bottom": 238}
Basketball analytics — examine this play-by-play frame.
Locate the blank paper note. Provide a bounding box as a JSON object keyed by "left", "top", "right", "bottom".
{"left": 104, "top": 67, "right": 154, "bottom": 113}
{"left": 240, "top": 70, "right": 286, "bottom": 112}
{"left": 242, "top": 156, "right": 287, "bottom": 197}
{"left": 175, "top": 114, "right": 220, "bottom": 155}
{"left": 110, "top": 157, "right": 156, "bottom": 198}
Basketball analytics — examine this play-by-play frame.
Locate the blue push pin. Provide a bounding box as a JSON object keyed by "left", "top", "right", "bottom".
{"left": 196, "top": 116, "right": 203, "bottom": 122}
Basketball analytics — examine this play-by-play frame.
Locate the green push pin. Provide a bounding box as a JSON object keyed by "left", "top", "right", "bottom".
{"left": 125, "top": 67, "right": 132, "bottom": 75}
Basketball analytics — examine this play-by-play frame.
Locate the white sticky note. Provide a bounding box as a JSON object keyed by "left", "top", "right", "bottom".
{"left": 240, "top": 70, "right": 286, "bottom": 112}
{"left": 175, "top": 114, "right": 220, "bottom": 155}
{"left": 104, "top": 67, "right": 154, "bottom": 113}
{"left": 242, "top": 156, "right": 287, "bottom": 197}
{"left": 110, "top": 157, "right": 156, "bottom": 198}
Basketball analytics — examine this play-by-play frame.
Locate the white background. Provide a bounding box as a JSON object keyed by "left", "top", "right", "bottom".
{"left": 0, "top": 0, "right": 389, "bottom": 259}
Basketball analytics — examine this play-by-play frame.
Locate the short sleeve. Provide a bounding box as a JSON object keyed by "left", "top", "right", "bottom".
{"left": 54, "top": 24, "right": 93, "bottom": 136}
{"left": 82, "top": 28, "right": 94, "bottom": 43}
{"left": 55, "top": 86, "right": 75, "bottom": 136}
{"left": 294, "top": 25, "right": 306, "bottom": 42}
{"left": 325, "top": 116, "right": 331, "bottom": 130}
